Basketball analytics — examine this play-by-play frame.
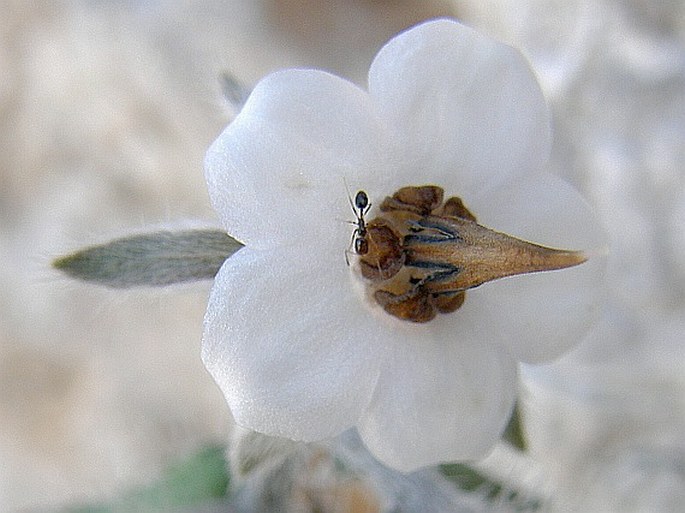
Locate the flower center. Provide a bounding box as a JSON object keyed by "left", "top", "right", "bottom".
{"left": 352, "top": 185, "right": 587, "bottom": 323}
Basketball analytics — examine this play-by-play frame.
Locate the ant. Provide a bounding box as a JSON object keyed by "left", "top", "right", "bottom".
{"left": 345, "top": 190, "right": 371, "bottom": 264}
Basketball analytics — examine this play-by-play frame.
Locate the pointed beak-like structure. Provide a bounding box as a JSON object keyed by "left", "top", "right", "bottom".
{"left": 402, "top": 214, "right": 587, "bottom": 295}
{"left": 354, "top": 185, "right": 589, "bottom": 323}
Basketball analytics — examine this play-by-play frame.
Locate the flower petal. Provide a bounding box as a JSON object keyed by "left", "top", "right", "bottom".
{"left": 202, "top": 244, "right": 383, "bottom": 441}
{"left": 204, "top": 69, "right": 393, "bottom": 248}
{"left": 459, "top": 172, "right": 608, "bottom": 363}
{"left": 368, "top": 19, "right": 550, "bottom": 197}
{"left": 358, "top": 329, "right": 517, "bottom": 472}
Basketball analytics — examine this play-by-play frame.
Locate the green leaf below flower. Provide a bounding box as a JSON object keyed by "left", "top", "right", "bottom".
{"left": 58, "top": 445, "right": 230, "bottom": 513}
{"left": 440, "top": 463, "right": 541, "bottom": 511}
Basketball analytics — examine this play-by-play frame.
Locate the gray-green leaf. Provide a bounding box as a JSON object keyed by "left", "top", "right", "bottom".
{"left": 53, "top": 229, "right": 242, "bottom": 288}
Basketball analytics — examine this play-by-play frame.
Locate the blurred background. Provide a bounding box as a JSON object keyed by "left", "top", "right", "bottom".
{"left": 1, "top": 0, "right": 683, "bottom": 511}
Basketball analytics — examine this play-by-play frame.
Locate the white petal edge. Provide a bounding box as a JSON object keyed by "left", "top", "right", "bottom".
{"left": 454, "top": 172, "right": 608, "bottom": 363}
{"left": 203, "top": 244, "right": 383, "bottom": 440}
{"left": 368, "top": 19, "right": 550, "bottom": 197}
{"left": 204, "top": 69, "right": 394, "bottom": 248}
{"left": 358, "top": 329, "right": 517, "bottom": 472}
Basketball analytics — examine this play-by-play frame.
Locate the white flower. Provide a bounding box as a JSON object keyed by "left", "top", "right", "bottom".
{"left": 202, "top": 19, "right": 606, "bottom": 472}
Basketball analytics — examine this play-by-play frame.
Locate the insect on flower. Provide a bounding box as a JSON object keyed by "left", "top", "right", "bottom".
{"left": 351, "top": 190, "right": 370, "bottom": 255}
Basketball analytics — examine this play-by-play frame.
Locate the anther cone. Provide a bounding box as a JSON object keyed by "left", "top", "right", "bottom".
{"left": 404, "top": 215, "right": 587, "bottom": 294}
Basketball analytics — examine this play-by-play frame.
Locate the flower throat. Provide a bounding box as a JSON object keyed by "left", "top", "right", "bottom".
{"left": 352, "top": 185, "right": 587, "bottom": 323}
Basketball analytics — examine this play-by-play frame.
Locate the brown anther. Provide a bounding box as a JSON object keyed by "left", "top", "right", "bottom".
{"left": 438, "top": 196, "right": 477, "bottom": 222}
{"left": 380, "top": 185, "right": 444, "bottom": 215}
{"left": 373, "top": 287, "right": 465, "bottom": 323}
{"left": 374, "top": 289, "right": 437, "bottom": 323}
{"left": 434, "top": 291, "right": 466, "bottom": 314}
{"left": 358, "top": 219, "right": 405, "bottom": 281}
